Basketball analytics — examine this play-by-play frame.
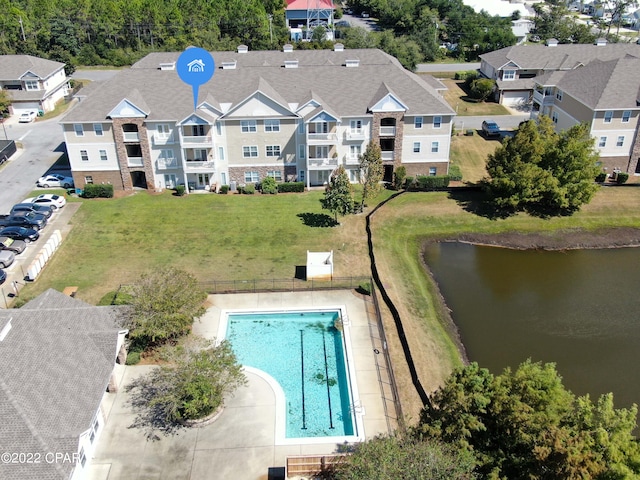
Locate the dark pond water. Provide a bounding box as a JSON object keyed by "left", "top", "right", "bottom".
{"left": 423, "top": 242, "right": 640, "bottom": 409}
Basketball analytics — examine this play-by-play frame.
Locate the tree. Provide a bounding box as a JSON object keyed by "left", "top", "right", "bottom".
{"left": 322, "top": 165, "right": 354, "bottom": 223}
{"left": 359, "top": 141, "right": 383, "bottom": 209}
{"left": 328, "top": 433, "right": 476, "bottom": 479}
{"left": 0, "top": 90, "right": 11, "bottom": 119}
{"left": 417, "top": 360, "right": 640, "bottom": 479}
{"left": 125, "top": 267, "right": 207, "bottom": 349}
{"left": 483, "top": 116, "right": 600, "bottom": 216}
{"left": 126, "top": 337, "right": 247, "bottom": 439}
{"left": 469, "top": 78, "right": 495, "bottom": 102}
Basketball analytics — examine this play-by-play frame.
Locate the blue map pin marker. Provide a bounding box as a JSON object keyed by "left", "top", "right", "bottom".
{"left": 177, "top": 47, "right": 215, "bottom": 111}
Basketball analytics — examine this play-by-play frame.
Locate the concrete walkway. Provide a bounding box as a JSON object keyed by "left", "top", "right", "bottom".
{"left": 89, "top": 290, "right": 396, "bottom": 480}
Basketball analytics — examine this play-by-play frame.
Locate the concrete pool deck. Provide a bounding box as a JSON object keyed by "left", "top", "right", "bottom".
{"left": 88, "top": 290, "right": 397, "bottom": 480}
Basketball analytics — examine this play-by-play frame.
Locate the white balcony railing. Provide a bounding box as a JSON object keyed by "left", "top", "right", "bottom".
{"left": 381, "top": 151, "right": 395, "bottom": 161}
{"left": 308, "top": 157, "right": 338, "bottom": 168}
{"left": 157, "top": 158, "right": 178, "bottom": 170}
{"left": 307, "top": 132, "right": 338, "bottom": 143}
{"left": 346, "top": 130, "right": 366, "bottom": 140}
{"left": 123, "top": 132, "right": 140, "bottom": 142}
{"left": 532, "top": 90, "right": 554, "bottom": 106}
{"left": 127, "top": 157, "right": 144, "bottom": 167}
{"left": 344, "top": 155, "right": 360, "bottom": 165}
{"left": 185, "top": 160, "right": 215, "bottom": 169}
{"left": 182, "top": 135, "right": 212, "bottom": 145}
{"left": 379, "top": 126, "right": 396, "bottom": 136}
{"left": 153, "top": 135, "right": 175, "bottom": 146}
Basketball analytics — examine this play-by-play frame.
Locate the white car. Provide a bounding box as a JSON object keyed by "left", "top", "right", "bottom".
{"left": 23, "top": 194, "right": 67, "bottom": 210}
{"left": 36, "top": 174, "right": 74, "bottom": 189}
{"left": 18, "top": 111, "right": 37, "bottom": 123}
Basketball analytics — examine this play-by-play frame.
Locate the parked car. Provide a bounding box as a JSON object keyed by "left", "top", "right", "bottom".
{"left": 11, "top": 203, "right": 53, "bottom": 219}
{"left": 36, "top": 174, "right": 74, "bottom": 188}
{"left": 361, "top": 11, "right": 370, "bottom": 17}
{"left": 0, "top": 212, "right": 48, "bottom": 230}
{"left": 23, "top": 194, "right": 66, "bottom": 210}
{"left": 335, "top": 20, "right": 351, "bottom": 27}
{"left": 18, "top": 111, "right": 37, "bottom": 123}
{"left": 0, "top": 250, "right": 15, "bottom": 269}
{"left": 0, "top": 269, "right": 6, "bottom": 285}
{"left": 0, "top": 226, "right": 40, "bottom": 243}
{"left": 481, "top": 120, "right": 501, "bottom": 138}
{"left": 0, "top": 236, "right": 26, "bottom": 255}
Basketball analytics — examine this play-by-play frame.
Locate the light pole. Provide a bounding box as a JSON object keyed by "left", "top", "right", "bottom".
{"left": 268, "top": 14, "right": 273, "bottom": 44}
{"left": 1, "top": 118, "right": 7, "bottom": 141}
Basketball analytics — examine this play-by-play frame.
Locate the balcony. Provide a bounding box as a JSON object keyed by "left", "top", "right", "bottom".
{"left": 532, "top": 90, "right": 554, "bottom": 106}
{"left": 123, "top": 132, "right": 140, "bottom": 142}
{"left": 185, "top": 160, "right": 215, "bottom": 170}
{"left": 307, "top": 132, "right": 338, "bottom": 144}
{"left": 127, "top": 157, "right": 144, "bottom": 167}
{"left": 308, "top": 157, "right": 338, "bottom": 169}
{"left": 344, "top": 155, "right": 360, "bottom": 165}
{"left": 182, "top": 135, "right": 212, "bottom": 146}
{"left": 346, "top": 130, "right": 366, "bottom": 141}
{"left": 379, "top": 126, "right": 396, "bottom": 136}
{"left": 381, "top": 151, "right": 395, "bottom": 161}
{"left": 153, "top": 135, "right": 175, "bottom": 146}
{"left": 157, "top": 158, "right": 178, "bottom": 170}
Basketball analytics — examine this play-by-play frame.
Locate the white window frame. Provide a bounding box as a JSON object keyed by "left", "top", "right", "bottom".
{"left": 298, "top": 121, "right": 304, "bottom": 134}
{"left": 93, "top": 123, "right": 103, "bottom": 136}
{"left": 552, "top": 112, "right": 558, "bottom": 124}
{"left": 622, "top": 110, "right": 631, "bottom": 123}
{"left": 502, "top": 70, "right": 516, "bottom": 81}
{"left": 84, "top": 176, "right": 93, "bottom": 184}
{"left": 433, "top": 116, "right": 442, "bottom": 128}
{"left": 266, "top": 145, "right": 281, "bottom": 157}
{"left": 350, "top": 144, "right": 361, "bottom": 159}
{"left": 413, "top": 142, "right": 421, "bottom": 153}
{"left": 350, "top": 120, "right": 362, "bottom": 133}
{"left": 556, "top": 89, "right": 563, "bottom": 101}
{"left": 25, "top": 79, "right": 39, "bottom": 91}
{"left": 216, "top": 123, "right": 222, "bottom": 135}
{"left": 264, "top": 119, "right": 280, "bottom": 132}
{"left": 431, "top": 141, "right": 439, "bottom": 153}
{"left": 598, "top": 136, "right": 607, "bottom": 148}
{"left": 244, "top": 171, "right": 259, "bottom": 182}
{"left": 414, "top": 116, "right": 423, "bottom": 129}
{"left": 604, "top": 111, "right": 613, "bottom": 124}
{"left": 299, "top": 144, "right": 305, "bottom": 159}
{"left": 161, "top": 149, "right": 175, "bottom": 161}
{"left": 74, "top": 124, "right": 84, "bottom": 137}
{"left": 241, "top": 120, "right": 257, "bottom": 133}
{"left": 80, "top": 150, "right": 89, "bottom": 162}
{"left": 243, "top": 145, "right": 258, "bottom": 158}
{"left": 267, "top": 170, "right": 282, "bottom": 181}
{"left": 99, "top": 150, "right": 108, "bottom": 161}
{"left": 616, "top": 136, "right": 624, "bottom": 147}
{"left": 299, "top": 170, "right": 305, "bottom": 181}
{"left": 429, "top": 167, "right": 437, "bottom": 176}
{"left": 218, "top": 146, "right": 225, "bottom": 160}
{"left": 156, "top": 124, "right": 170, "bottom": 138}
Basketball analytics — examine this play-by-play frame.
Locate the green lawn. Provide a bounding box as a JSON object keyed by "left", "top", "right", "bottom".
{"left": 438, "top": 78, "right": 510, "bottom": 116}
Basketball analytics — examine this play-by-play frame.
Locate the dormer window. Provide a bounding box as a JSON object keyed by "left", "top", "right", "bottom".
{"left": 503, "top": 70, "right": 516, "bottom": 81}
{"left": 345, "top": 59, "right": 360, "bottom": 68}
{"left": 25, "top": 80, "right": 39, "bottom": 91}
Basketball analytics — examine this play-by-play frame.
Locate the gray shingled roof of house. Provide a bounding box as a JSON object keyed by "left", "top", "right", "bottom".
{"left": 0, "top": 289, "right": 126, "bottom": 480}
{"left": 535, "top": 56, "right": 640, "bottom": 110}
{"left": 480, "top": 43, "right": 640, "bottom": 71}
{"left": 61, "top": 48, "right": 454, "bottom": 124}
{"left": 0, "top": 55, "right": 65, "bottom": 81}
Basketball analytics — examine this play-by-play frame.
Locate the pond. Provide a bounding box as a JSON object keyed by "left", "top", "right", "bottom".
{"left": 423, "top": 242, "right": 640, "bottom": 409}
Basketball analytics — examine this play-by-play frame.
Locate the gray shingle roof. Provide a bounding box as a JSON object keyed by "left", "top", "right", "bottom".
{"left": 0, "top": 55, "right": 65, "bottom": 81}
{"left": 0, "top": 289, "right": 126, "bottom": 480}
{"left": 61, "top": 48, "right": 454, "bottom": 123}
{"left": 480, "top": 43, "right": 640, "bottom": 72}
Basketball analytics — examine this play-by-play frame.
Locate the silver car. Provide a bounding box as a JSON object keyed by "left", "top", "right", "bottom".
{"left": 0, "top": 249, "right": 15, "bottom": 269}
{"left": 0, "top": 236, "right": 26, "bottom": 255}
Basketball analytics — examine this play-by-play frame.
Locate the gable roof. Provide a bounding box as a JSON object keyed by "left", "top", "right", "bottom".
{"left": 286, "top": 0, "right": 334, "bottom": 10}
{"left": 0, "top": 55, "right": 65, "bottom": 81}
{"left": 0, "top": 289, "right": 126, "bottom": 480}
{"left": 61, "top": 48, "right": 454, "bottom": 124}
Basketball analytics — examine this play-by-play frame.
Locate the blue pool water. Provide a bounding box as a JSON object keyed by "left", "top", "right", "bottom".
{"left": 226, "top": 311, "right": 355, "bottom": 439}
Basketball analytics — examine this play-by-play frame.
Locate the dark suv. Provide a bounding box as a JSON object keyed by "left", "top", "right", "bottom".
{"left": 481, "top": 120, "right": 501, "bottom": 138}
{"left": 11, "top": 203, "right": 53, "bottom": 219}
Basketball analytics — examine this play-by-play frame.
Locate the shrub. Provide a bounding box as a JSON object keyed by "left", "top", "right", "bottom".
{"left": 242, "top": 184, "right": 255, "bottom": 195}
{"left": 405, "top": 176, "right": 415, "bottom": 190}
{"left": 174, "top": 185, "right": 186, "bottom": 196}
{"left": 82, "top": 183, "right": 114, "bottom": 198}
{"left": 595, "top": 172, "right": 607, "bottom": 182}
{"left": 455, "top": 70, "right": 478, "bottom": 82}
{"left": 261, "top": 176, "right": 278, "bottom": 194}
{"left": 415, "top": 175, "right": 450, "bottom": 190}
{"left": 277, "top": 182, "right": 305, "bottom": 193}
{"left": 219, "top": 184, "right": 229, "bottom": 194}
{"left": 448, "top": 165, "right": 463, "bottom": 182}
{"left": 126, "top": 351, "right": 141, "bottom": 365}
{"left": 393, "top": 166, "right": 407, "bottom": 190}
{"left": 357, "top": 281, "right": 372, "bottom": 295}
{"left": 616, "top": 172, "right": 629, "bottom": 184}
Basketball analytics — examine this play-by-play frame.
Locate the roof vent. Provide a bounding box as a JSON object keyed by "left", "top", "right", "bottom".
{"left": 221, "top": 60, "right": 237, "bottom": 70}
{"left": 159, "top": 62, "right": 176, "bottom": 70}
{"left": 345, "top": 59, "right": 360, "bottom": 68}
{"left": 546, "top": 38, "right": 558, "bottom": 47}
{"left": 334, "top": 43, "right": 344, "bottom": 52}
{"left": 237, "top": 45, "right": 248, "bottom": 53}
{"left": 595, "top": 37, "right": 607, "bottom": 46}
{"left": 283, "top": 44, "right": 294, "bottom": 53}
{"left": 284, "top": 59, "right": 299, "bottom": 69}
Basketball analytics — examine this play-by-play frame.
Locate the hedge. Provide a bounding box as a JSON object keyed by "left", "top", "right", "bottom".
{"left": 82, "top": 183, "right": 114, "bottom": 198}
{"left": 415, "top": 175, "right": 450, "bottom": 191}
{"left": 277, "top": 182, "right": 305, "bottom": 193}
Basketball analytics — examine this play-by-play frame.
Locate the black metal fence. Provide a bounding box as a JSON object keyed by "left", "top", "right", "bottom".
{"left": 199, "top": 276, "right": 371, "bottom": 294}
{"left": 0, "top": 140, "right": 16, "bottom": 163}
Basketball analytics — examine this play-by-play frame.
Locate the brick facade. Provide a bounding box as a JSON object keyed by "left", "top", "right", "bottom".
{"left": 228, "top": 166, "right": 287, "bottom": 185}
{"left": 371, "top": 111, "right": 405, "bottom": 168}
{"left": 72, "top": 170, "right": 125, "bottom": 190}
{"left": 403, "top": 163, "right": 447, "bottom": 177}
{"left": 625, "top": 124, "right": 640, "bottom": 174}
{"left": 112, "top": 118, "right": 155, "bottom": 190}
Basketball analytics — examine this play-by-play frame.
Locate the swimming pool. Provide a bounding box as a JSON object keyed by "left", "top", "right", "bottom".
{"left": 219, "top": 307, "right": 363, "bottom": 444}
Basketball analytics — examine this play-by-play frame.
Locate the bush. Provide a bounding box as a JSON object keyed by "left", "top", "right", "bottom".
{"left": 126, "top": 351, "right": 141, "bottom": 365}
{"left": 405, "top": 176, "right": 415, "bottom": 190}
{"left": 595, "top": 172, "right": 607, "bottom": 182}
{"left": 616, "top": 172, "right": 629, "bottom": 184}
{"left": 415, "top": 175, "right": 450, "bottom": 190}
{"left": 82, "top": 183, "right": 114, "bottom": 198}
{"left": 357, "top": 281, "right": 372, "bottom": 295}
{"left": 260, "top": 176, "right": 278, "bottom": 194}
{"left": 239, "top": 184, "right": 255, "bottom": 195}
{"left": 448, "top": 165, "right": 463, "bottom": 181}
{"left": 393, "top": 166, "right": 407, "bottom": 190}
{"left": 455, "top": 70, "right": 478, "bottom": 82}
{"left": 277, "top": 182, "right": 305, "bottom": 193}
{"left": 219, "top": 185, "right": 229, "bottom": 194}
{"left": 174, "top": 185, "right": 186, "bottom": 196}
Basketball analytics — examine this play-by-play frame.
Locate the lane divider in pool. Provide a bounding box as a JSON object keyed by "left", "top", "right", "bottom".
{"left": 300, "top": 329, "right": 307, "bottom": 430}
{"left": 322, "top": 331, "right": 335, "bottom": 430}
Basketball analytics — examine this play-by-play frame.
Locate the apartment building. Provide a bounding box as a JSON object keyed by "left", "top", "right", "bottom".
{"left": 60, "top": 45, "right": 455, "bottom": 192}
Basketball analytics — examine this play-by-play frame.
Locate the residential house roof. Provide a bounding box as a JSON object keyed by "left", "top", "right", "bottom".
{"left": 480, "top": 43, "right": 640, "bottom": 72}
{"left": 0, "top": 55, "right": 65, "bottom": 81}
{"left": 286, "top": 0, "right": 334, "bottom": 10}
{"left": 535, "top": 56, "right": 640, "bottom": 110}
{"left": 0, "top": 289, "right": 126, "bottom": 480}
{"left": 60, "top": 48, "right": 454, "bottom": 124}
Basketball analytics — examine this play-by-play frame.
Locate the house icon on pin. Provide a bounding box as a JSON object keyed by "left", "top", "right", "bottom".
{"left": 187, "top": 59, "right": 206, "bottom": 73}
